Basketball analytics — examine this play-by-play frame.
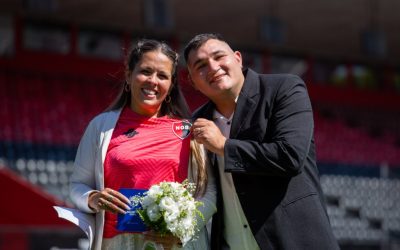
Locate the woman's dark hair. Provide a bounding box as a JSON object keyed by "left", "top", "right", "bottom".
{"left": 106, "top": 39, "right": 190, "bottom": 119}
{"left": 183, "top": 33, "right": 225, "bottom": 64}
{"left": 106, "top": 39, "right": 208, "bottom": 197}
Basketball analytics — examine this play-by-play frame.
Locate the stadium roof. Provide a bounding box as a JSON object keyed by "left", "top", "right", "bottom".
{"left": 1, "top": 0, "right": 399, "bottom": 63}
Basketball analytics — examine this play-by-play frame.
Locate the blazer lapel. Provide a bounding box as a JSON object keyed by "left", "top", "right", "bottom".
{"left": 230, "top": 69, "right": 260, "bottom": 138}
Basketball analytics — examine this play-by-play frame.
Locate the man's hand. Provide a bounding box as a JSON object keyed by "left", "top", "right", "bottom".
{"left": 192, "top": 118, "right": 226, "bottom": 156}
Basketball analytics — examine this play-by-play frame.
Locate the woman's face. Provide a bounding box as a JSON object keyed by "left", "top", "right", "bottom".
{"left": 128, "top": 50, "right": 174, "bottom": 117}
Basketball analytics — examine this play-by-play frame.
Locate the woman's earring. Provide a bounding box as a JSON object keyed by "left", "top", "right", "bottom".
{"left": 165, "top": 95, "right": 171, "bottom": 103}
{"left": 124, "top": 82, "right": 130, "bottom": 92}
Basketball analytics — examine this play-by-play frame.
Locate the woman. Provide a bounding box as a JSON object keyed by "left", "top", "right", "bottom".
{"left": 68, "top": 39, "right": 216, "bottom": 250}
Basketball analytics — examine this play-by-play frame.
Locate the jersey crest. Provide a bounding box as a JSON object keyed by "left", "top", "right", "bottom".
{"left": 172, "top": 120, "right": 192, "bottom": 139}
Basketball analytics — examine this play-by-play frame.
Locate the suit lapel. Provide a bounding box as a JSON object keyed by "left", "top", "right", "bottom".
{"left": 202, "top": 102, "right": 215, "bottom": 120}
{"left": 230, "top": 69, "right": 260, "bottom": 138}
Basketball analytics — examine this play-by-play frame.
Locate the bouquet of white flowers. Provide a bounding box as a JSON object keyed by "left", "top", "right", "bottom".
{"left": 130, "top": 180, "right": 204, "bottom": 246}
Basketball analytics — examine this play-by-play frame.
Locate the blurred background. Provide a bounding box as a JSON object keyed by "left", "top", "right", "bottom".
{"left": 0, "top": 0, "right": 400, "bottom": 249}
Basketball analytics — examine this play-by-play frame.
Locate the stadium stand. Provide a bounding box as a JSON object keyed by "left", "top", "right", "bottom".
{"left": 1, "top": 19, "right": 400, "bottom": 249}
{"left": 1, "top": 66, "right": 400, "bottom": 249}
{"left": 314, "top": 110, "right": 400, "bottom": 166}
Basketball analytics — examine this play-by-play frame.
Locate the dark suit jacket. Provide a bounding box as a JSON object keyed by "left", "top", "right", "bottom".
{"left": 193, "top": 69, "right": 340, "bottom": 250}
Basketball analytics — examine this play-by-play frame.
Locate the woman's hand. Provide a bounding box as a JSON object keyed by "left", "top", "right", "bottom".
{"left": 88, "top": 188, "right": 131, "bottom": 214}
{"left": 143, "top": 231, "right": 182, "bottom": 250}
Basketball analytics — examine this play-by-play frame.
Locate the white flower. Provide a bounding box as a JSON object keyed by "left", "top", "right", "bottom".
{"left": 180, "top": 199, "right": 196, "bottom": 211}
{"left": 147, "top": 185, "right": 162, "bottom": 199}
{"left": 170, "top": 182, "right": 184, "bottom": 194}
{"left": 165, "top": 208, "right": 179, "bottom": 223}
{"left": 169, "top": 182, "right": 180, "bottom": 189}
{"left": 141, "top": 195, "right": 155, "bottom": 208}
{"left": 167, "top": 220, "right": 178, "bottom": 231}
{"left": 181, "top": 216, "right": 193, "bottom": 230}
{"left": 159, "top": 197, "right": 177, "bottom": 212}
{"left": 146, "top": 203, "right": 161, "bottom": 222}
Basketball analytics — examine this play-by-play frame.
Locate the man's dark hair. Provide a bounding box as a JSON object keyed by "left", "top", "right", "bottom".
{"left": 183, "top": 33, "right": 225, "bottom": 63}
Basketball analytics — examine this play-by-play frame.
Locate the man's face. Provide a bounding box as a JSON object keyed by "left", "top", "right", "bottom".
{"left": 187, "top": 39, "right": 244, "bottom": 100}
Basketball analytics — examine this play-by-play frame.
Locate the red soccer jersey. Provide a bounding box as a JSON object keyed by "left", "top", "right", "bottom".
{"left": 103, "top": 106, "right": 191, "bottom": 238}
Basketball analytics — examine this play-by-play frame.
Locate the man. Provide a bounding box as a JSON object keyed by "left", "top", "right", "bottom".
{"left": 184, "top": 34, "right": 339, "bottom": 250}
